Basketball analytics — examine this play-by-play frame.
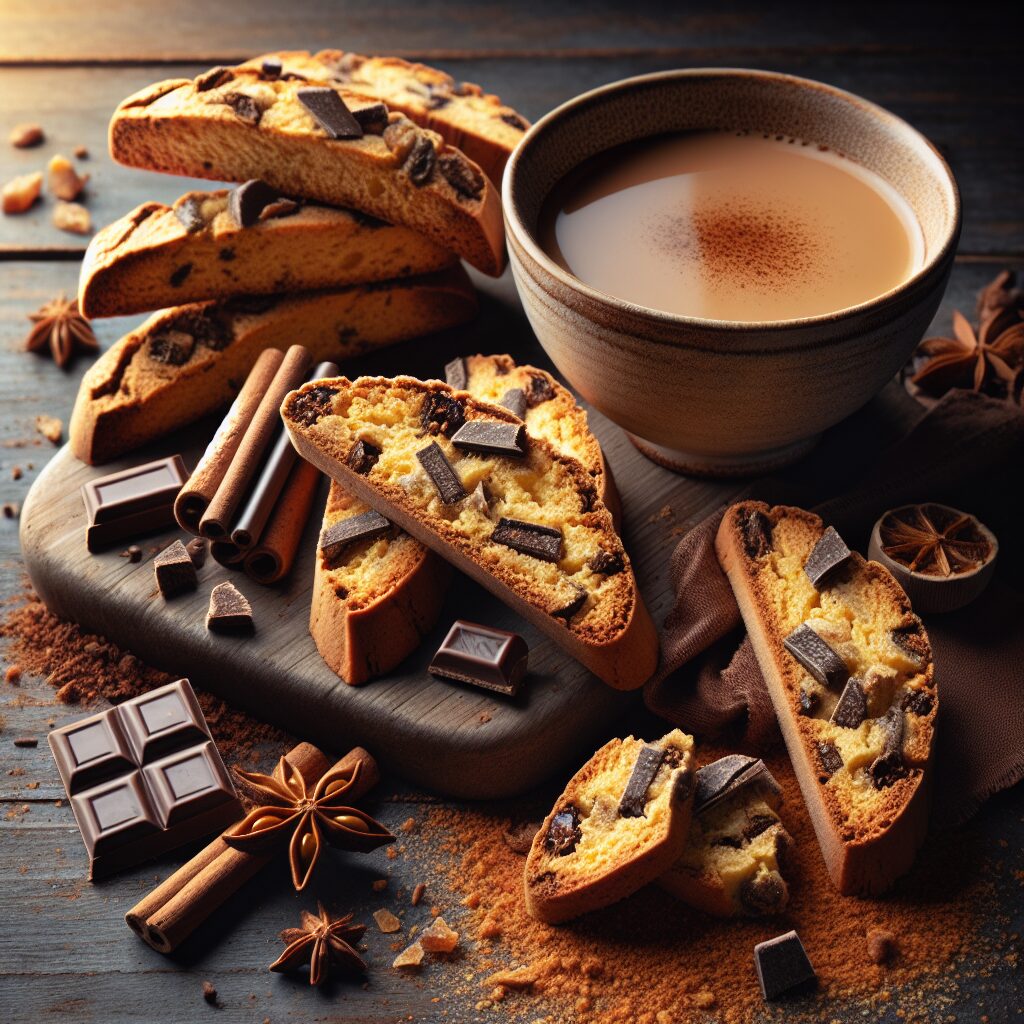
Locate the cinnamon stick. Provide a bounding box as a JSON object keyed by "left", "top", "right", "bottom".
{"left": 125, "top": 743, "right": 379, "bottom": 953}
{"left": 174, "top": 348, "right": 285, "bottom": 533}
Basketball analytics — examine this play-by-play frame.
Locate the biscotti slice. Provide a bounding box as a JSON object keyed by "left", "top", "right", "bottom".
{"left": 523, "top": 730, "right": 695, "bottom": 923}
{"left": 242, "top": 51, "right": 530, "bottom": 184}
{"left": 109, "top": 68, "right": 505, "bottom": 275}
{"left": 660, "top": 755, "right": 793, "bottom": 917}
{"left": 715, "top": 502, "right": 937, "bottom": 895}
{"left": 311, "top": 482, "right": 451, "bottom": 685}
{"left": 70, "top": 267, "right": 477, "bottom": 465}
{"left": 283, "top": 376, "right": 657, "bottom": 690}
{"left": 79, "top": 188, "right": 456, "bottom": 317}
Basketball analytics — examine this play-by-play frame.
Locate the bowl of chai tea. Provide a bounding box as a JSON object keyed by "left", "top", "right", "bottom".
{"left": 503, "top": 69, "right": 960, "bottom": 475}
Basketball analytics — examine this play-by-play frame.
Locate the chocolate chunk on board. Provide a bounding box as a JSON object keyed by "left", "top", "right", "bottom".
{"left": 297, "top": 87, "right": 363, "bottom": 139}
{"left": 428, "top": 620, "right": 529, "bottom": 697}
{"left": 416, "top": 442, "right": 466, "bottom": 504}
{"left": 754, "top": 930, "right": 817, "bottom": 1001}
{"left": 451, "top": 420, "right": 526, "bottom": 457}
{"left": 153, "top": 539, "right": 198, "bottom": 598}
{"left": 618, "top": 744, "right": 666, "bottom": 818}
{"left": 694, "top": 754, "right": 780, "bottom": 815}
{"left": 206, "top": 581, "right": 254, "bottom": 635}
{"left": 320, "top": 509, "right": 390, "bottom": 561}
{"left": 783, "top": 623, "right": 849, "bottom": 690}
{"left": 544, "top": 805, "right": 581, "bottom": 856}
{"left": 444, "top": 356, "right": 467, "bottom": 390}
{"left": 228, "top": 179, "right": 280, "bottom": 228}
{"left": 830, "top": 677, "right": 867, "bottom": 728}
{"left": 491, "top": 518, "right": 562, "bottom": 563}
{"left": 500, "top": 388, "right": 527, "bottom": 420}
{"left": 185, "top": 538, "right": 207, "bottom": 568}
{"left": 803, "top": 526, "right": 852, "bottom": 588}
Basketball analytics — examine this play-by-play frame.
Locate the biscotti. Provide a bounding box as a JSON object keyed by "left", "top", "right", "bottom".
{"left": 283, "top": 376, "right": 657, "bottom": 690}
{"left": 70, "top": 267, "right": 477, "bottom": 465}
{"left": 660, "top": 755, "right": 793, "bottom": 917}
{"left": 715, "top": 502, "right": 937, "bottom": 895}
{"left": 79, "top": 187, "right": 456, "bottom": 317}
{"left": 109, "top": 68, "right": 506, "bottom": 275}
{"left": 310, "top": 482, "right": 450, "bottom": 685}
{"left": 241, "top": 51, "right": 530, "bottom": 184}
{"left": 523, "top": 729, "right": 695, "bottom": 924}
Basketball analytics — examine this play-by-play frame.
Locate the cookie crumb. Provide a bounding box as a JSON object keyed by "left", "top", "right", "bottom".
{"left": 373, "top": 908, "right": 402, "bottom": 934}
{"left": 393, "top": 941, "right": 424, "bottom": 969}
{"left": 13, "top": 737, "right": 38, "bottom": 748}
{"left": 9, "top": 123, "right": 44, "bottom": 148}
{"left": 867, "top": 928, "right": 897, "bottom": 964}
{"left": 420, "top": 916, "right": 459, "bottom": 954}
{"left": 411, "top": 882, "right": 426, "bottom": 906}
{"left": 35, "top": 415, "right": 63, "bottom": 445}
{"left": 11, "top": 466, "right": 22, "bottom": 481}
{"left": 5, "top": 665, "right": 21, "bottom": 684}
{"left": 371, "top": 878, "right": 388, "bottom": 892}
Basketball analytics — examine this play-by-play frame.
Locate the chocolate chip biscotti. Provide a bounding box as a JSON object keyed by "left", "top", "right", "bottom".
{"left": 241, "top": 51, "right": 530, "bottom": 184}
{"left": 79, "top": 185, "right": 456, "bottom": 317}
{"left": 283, "top": 376, "right": 657, "bottom": 690}
{"left": 715, "top": 502, "right": 937, "bottom": 895}
{"left": 524, "top": 730, "right": 695, "bottom": 924}
{"left": 70, "top": 267, "right": 477, "bottom": 465}
{"left": 109, "top": 67, "right": 505, "bottom": 275}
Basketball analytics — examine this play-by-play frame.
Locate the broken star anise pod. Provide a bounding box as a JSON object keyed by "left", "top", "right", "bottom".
{"left": 23, "top": 293, "right": 99, "bottom": 369}
{"left": 223, "top": 755, "right": 394, "bottom": 890}
{"left": 877, "top": 503, "right": 992, "bottom": 577}
{"left": 269, "top": 903, "right": 367, "bottom": 985}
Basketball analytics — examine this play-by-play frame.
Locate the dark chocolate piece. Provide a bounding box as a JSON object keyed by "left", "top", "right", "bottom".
{"left": 817, "top": 741, "right": 843, "bottom": 780}
{"left": 173, "top": 197, "right": 205, "bottom": 233}
{"left": 288, "top": 384, "right": 337, "bottom": 427}
{"left": 544, "top": 805, "right": 581, "bottom": 856}
{"left": 153, "top": 539, "right": 198, "bottom": 598}
{"left": 346, "top": 439, "right": 381, "bottom": 474}
{"left": 491, "top": 517, "right": 562, "bottom": 563}
{"left": 404, "top": 135, "right": 436, "bottom": 184}
{"left": 524, "top": 372, "right": 555, "bottom": 406}
{"left": 803, "top": 526, "right": 852, "bottom": 588}
{"left": 428, "top": 620, "right": 529, "bottom": 697}
{"left": 82, "top": 456, "right": 188, "bottom": 553}
{"left": 740, "top": 874, "right": 787, "bottom": 916}
{"left": 261, "top": 56, "right": 283, "bottom": 78}
{"left": 783, "top": 624, "right": 848, "bottom": 690}
{"left": 451, "top": 420, "right": 526, "bottom": 457}
{"left": 169, "top": 263, "right": 192, "bottom": 287}
{"left": 798, "top": 687, "right": 818, "bottom": 716}
{"left": 195, "top": 66, "right": 232, "bottom": 91}
{"left": 206, "top": 581, "right": 254, "bottom": 635}
{"left": 320, "top": 509, "right": 390, "bottom": 560}
{"left": 420, "top": 392, "right": 465, "bottom": 438}
{"left": 438, "top": 152, "right": 485, "bottom": 200}
{"left": 121, "top": 545, "right": 143, "bottom": 563}
{"left": 618, "top": 744, "right": 666, "bottom": 818}
{"left": 741, "top": 508, "right": 773, "bottom": 559}
{"left": 444, "top": 356, "right": 467, "bottom": 390}
{"left": 501, "top": 111, "right": 530, "bottom": 131}
{"left": 890, "top": 624, "right": 928, "bottom": 666}
{"left": 590, "top": 549, "right": 625, "bottom": 575}
{"left": 743, "top": 814, "right": 778, "bottom": 842}
{"left": 901, "top": 688, "right": 934, "bottom": 716}
{"left": 223, "top": 92, "right": 262, "bottom": 125}
{"left": 149, "top": 329, "right": 195, "bottom": 365}
{"left": 47, "top": 679, "right": 240, "bottom": 879}
{"left": 228, "top": 179, "right": 280, "bottom": 228}
{"left": 551, "top": 581, "right": 587, "bottom": 621}
{"left": 417, "top": 442, "right": 466, "bottom": 504}
{"left": 352, "top": 102, "right": 389, "bottom": 134}
{"left": 869, "top": 708, "right": 906, "bottom": 789}
{"left": 500, "top": 388, "right": 527, "bottom": 419}
{"left": 297, "top": 87, "right": 363, "bottom": 139}
{"left": 694, "top": 755, "right": 780, "bottom": 815}
{"left": 185, "top": 538, "right": 207, "bottom": 568}
{"left": 754, "top": 931, "right": 817, "bottom": 1000}
{"left": 830, "top": 677, "right": 867, "bottom": 728}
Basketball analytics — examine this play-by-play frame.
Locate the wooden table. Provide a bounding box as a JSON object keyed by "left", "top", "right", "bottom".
{"left": 1, "top": 4, "right": 1021, "bottom": 1021}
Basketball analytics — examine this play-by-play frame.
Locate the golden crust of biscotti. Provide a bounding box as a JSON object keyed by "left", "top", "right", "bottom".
{"left": 70, "top": 267, "right": 477, "bottom": 465}
{"left": 108, "top": 68, "right": 505, "bottom": 276}
{"left": 524, "top": 729, "right": 695, "bottom": 924}
{"left": 282, "top": 375, "right": 658, "bottom": 690}
{"left": 241, "top": 50, "right": 529, "bottom": 184}
{"left": 715, "top": 501, "right": 936, "bottom": 895}
{"left": 79, "top": 190, "right": 457, "bottom": 317}
{"left": 310, "top": 482, "right": 451, "bottom": 685}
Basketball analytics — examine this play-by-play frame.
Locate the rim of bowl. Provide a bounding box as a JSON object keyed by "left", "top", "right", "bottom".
{"left": 503, "top": 68, "right": 962, "bottom": 333}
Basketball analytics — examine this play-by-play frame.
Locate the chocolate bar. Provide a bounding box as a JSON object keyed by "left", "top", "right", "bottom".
{"left": 803, "top": 526, "right": 852, "bottom": 588}
{"left": 428, "top": 621, "right": 529, "bottom": 696}
{"left": 753, "top": 930, "right": 817, "bottom": 1001}
{"left": 82, "top": 455, "right": 188, "bottom": 553}
{"left": 618, "top": 745, "right": 665, "bottom": 818}
{"left": 491, "top": 517, "right": 562, "bottom": 563}
{"left": 451, "top": 420, "right": 526, "bottom": 457}
{"left": 830, "top": 677, "right": 867, "bottom": 728}
{"left": 320, "top": 509, "right": 390, "bottom": 561}
{"left": 694, "top": 755, "right": 780, "bottom": 815}
{"left": 444, "top": 356, "right": 468, "bottom": 390}
{"left": 48, "top": 679, "right": 240, "bottom": 879}
{"left": 783, "top": 623, "right": 848, "bottom": 690}
{"left": 417, "top": 442, "right": 466, "bottom": 504}
{"left": 297, "top": 87, "right": 363, "bottom": 139}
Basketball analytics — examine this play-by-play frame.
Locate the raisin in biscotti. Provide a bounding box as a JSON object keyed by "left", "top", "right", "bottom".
{"left": 109, "top": 68, "right": 505, "bottom": 276}
{"left": 79, "top": 188, "right": 456, "bottom": 317}
{"left": 70, "top": 268, "right": 477, "bottom": 465}
{"left": 715, "top": 502, "right": 937, "bottom": 895}
{"left": 659, "top": 755, "right": 794, "bottom": 917}
{"left": 283, "top": 376, "right": 657, "bottom": 690}
{"left": 523, "top": 730, "right": 695, "bottom": 924}
{"left": 241, "top": 51, "right": 529, "bottom": 184}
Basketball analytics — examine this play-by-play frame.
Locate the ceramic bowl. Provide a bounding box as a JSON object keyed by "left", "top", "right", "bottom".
{"left": 503, "top": 69, "right": 961, "bottom": 475}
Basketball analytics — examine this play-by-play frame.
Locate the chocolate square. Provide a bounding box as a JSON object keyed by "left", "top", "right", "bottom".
{"left": 783, "top": 623, "right": 848, "bottom": 690}
{"left": 754, "top": 930, "right": 817, "bottom": 1001}
{"left": 803, "top": 526, "right": 852, "bottom": 588}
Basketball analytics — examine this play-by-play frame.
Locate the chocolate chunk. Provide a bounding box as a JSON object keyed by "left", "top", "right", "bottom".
{"left": 165, "top": 308, "right": 231, "bottom": 350}
{"left": 444, "top": 356, "right": 467, "bottom": 390}
{"left": 754, "top": 931, "right": 817, "bottom": 1000}
{"left": 740, "top": 874, "right": 787, "bottom": 916}
{"left": 438, "top": 152, "right": 485, "bottom": 200}
{"left": 524, "top": 372, "right": 555, "bottom": 407}
{"left": 173, "top": 197, "right": 205, "bottom": 233}
{"left": 259, "top": 197, "right": 300, "bottom": 220}
{"left": 185, "top": 538, "right": 207, "bottom": 568}
{"left": 288, "top": 385, "right": 337, "bottom": 427}
{"left": 223, "top": 92, "right": 262, "bottom": 125}
{"left": 228, "top": 179, "right": 280, "bottom": 228}
{"left": 890, "top": 624, "right": 928, "bottom": 666}
{"left": 869, "top": 708, "right": 906, "bottom": 789}
{"left": 545, "top": 805, "right": 581, "bottom": 856}
{"left": 405, "top": 135, "right": 436, "bottom": 184}
{"left": 783, "top": 623, "right": 848, "bottom": 690}
{"left": 713, "top": 835, "right": 742, "bottom": 849}
{"left": 491, "top": 518, "right": 561, "bottom": 563}
{"left": 221, "top": 294, "right": 276, "bottom": 317}
{"left": 694, "top": 755, "right": 780, "bottom": 815}
{"left": 901, "top": 688, "right": 934, "bottom": 716}
{"left": 149, "top": 329, "right": 195, "bottom": 366}
{"left": 420, "top": 392, "right": 465, "bottom": 438}
{"left": 500, "top": 388, "right": 527, "bottom": 420}
{"left": 261, "top": 57, "right": 283, "bottom": 78}
{"left": 206, "top": 581, "right": 254, "bottom": 635}
{"left": 590, "top": 549, "right": 625, "bottom": 575}
{"left": 803, "top": 526, "right": 852, "bottom": 588}
{"left": 830, "top": 678, "right": 867, "bottom": 728}
{"left": 154, "top": 540, "right": 198, "bottom": 599}
{"left": 320, "top": 509, "right": 390, "bottom": 560}
{"left": 817, "top": 740, "right": 843, "bottom": 780}
{"left": 501, "top": 111, "right": 530, "bottom": 131}
{"left": 352, "top": 102, "right": 389, "bottom": 134}
{"left": 451, "top": 420, "right": 526, "bottom": 458}
{"left": 741, "top": 508, "right": 773, "bottom": 559}
{"left": 618, "top": 744, "right": 666, "bottom": 818}
{"left": 428, "top": 620, "right": 529, "bottom": 697}
{"left": 297, "top": 87, "right": 363, "bottom": 139}
{"left": 798, "top": 687, "right": 818, "bottom": 716}
{"left": 195, "top": 66, "right": 232, "bottom": 91}
{"left": 169, "top": 263, "right": 192, "bottom": 287}
{"left": 743, "top": 814, "right": 778, "bottom": 842}
{"left": 121, "top": 545, "right": 143, "bottom": 563}
{"left": 466, "top": 481, "right": 491, "bottom": 517}
{"left": 416, "top": 442, "right": 466, "bottom": 504}
{"left": 346, "top": 438, "right": 380, "bottom": 474}
{"left": 551, "top": 581, "right": 587, "bottom": 621}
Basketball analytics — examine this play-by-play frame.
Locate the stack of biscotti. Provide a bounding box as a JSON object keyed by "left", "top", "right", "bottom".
{"left": 71, "top": 54, "right": 530, "bottom": 465}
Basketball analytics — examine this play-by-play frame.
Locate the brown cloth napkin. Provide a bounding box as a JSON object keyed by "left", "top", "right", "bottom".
{"left": 645, "top": 391, "right": 1024, "bottom": 827}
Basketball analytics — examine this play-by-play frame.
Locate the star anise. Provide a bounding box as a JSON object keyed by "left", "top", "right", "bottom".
{"left": 269, "top": 903, "right": 367, "bottom": 985}
{"left": 976, "top": 269, "right": 1023, "bottom": 323}
{"left": 22, "top": 293, "right": 99, "bottom": 369}
{"left": 877, "top": 504, "right": 992, "bottom": 577}
{"left": 223, "top": 755, "right": 394, "bottom": 890}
